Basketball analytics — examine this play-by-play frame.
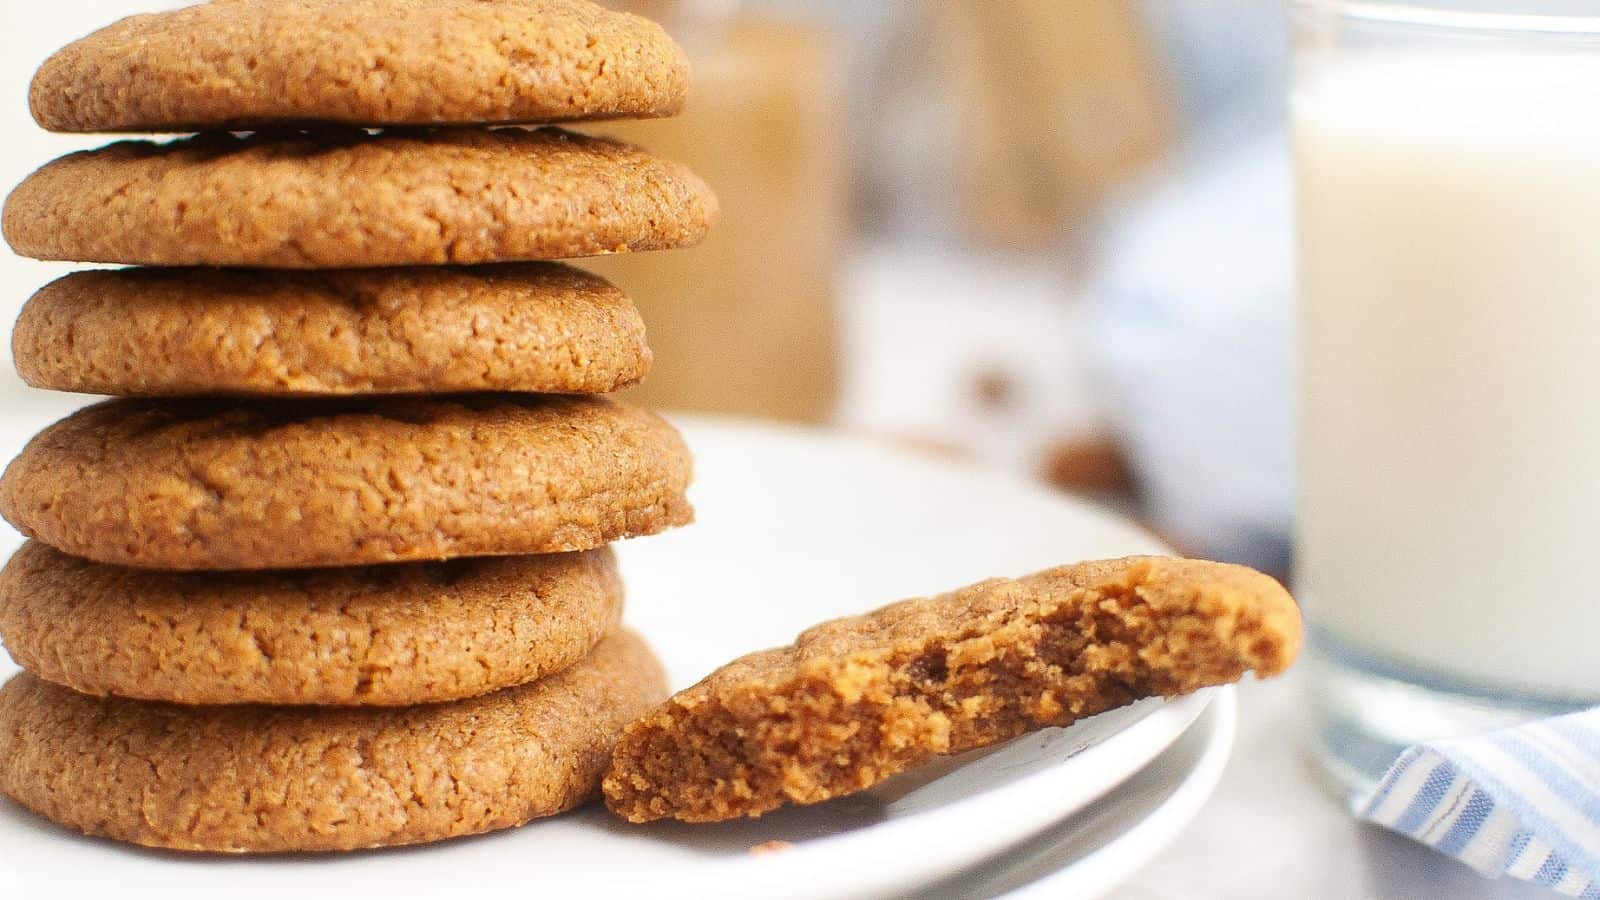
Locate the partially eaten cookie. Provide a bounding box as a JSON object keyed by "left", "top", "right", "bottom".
{"left": 603, "top": 556, "right": 1301, "bottom": 824}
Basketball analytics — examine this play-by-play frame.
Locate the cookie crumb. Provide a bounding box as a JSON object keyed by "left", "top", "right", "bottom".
{"left": 1040, "top": 432, "right": 1135, "bottom": 495}
{"left": 971, "top": 366, "right": 1017, "bottom": 410}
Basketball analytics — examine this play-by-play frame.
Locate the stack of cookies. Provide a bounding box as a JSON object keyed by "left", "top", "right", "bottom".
{"left": 0, "top": 0, "right": 716, "bottom": 853}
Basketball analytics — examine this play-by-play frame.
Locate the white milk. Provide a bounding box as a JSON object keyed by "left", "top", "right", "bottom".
{"left": 1295, "top": 52, "right": 1600, "bottom": 699}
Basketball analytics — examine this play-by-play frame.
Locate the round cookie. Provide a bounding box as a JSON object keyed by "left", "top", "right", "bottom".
{"left": 30, "top": 0, "right": 689, "bottom": 134}
{"left": 2, "top": 127, "right": 719, "bottom": 268}
{"left": 0, "top": 541, "right": 624, "bottom": 706}
{"left": 0, "top": 394, "right": 693, "bottom": 571}
{"left": 0, "top": 631, "right": 667, "bottom": 853}
{"left": 13, "top": 264, "right": 651, "bottom": 397}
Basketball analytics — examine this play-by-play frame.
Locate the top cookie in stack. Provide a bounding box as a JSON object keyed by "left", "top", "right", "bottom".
{"left": 0, "top": 0, "right": 715, "bottom": 854}
{"left": 28, "top": 0, "right": 691, "bottom": 132}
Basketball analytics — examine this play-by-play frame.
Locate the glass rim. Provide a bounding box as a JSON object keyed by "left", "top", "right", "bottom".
{"left": 1297, "top": 1, "right": 1600, "bottom": 35}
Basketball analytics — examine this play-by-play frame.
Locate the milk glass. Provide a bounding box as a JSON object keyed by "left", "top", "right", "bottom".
{"left": 1294, "top": 0, "right": 1600, "bottom": 794}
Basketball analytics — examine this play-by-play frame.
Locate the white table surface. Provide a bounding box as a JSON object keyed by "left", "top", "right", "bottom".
{"left": 1106, "top": 675, "right": 1552, "bottom": 900}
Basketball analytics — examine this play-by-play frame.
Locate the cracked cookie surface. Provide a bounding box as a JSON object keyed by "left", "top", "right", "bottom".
{"left": 0, "top": 541, "right": 623, "bottom": 706}
{"left": 29, "top": 0, "right": 689, "bottom": 133}
{"left": 0, "top": 630, "right": 668, "bottom": 852}
{"left": 603, "top": 556, "right": 1301, "bottom": 823}
{"left": 3, "top": 127, "right": 718, "bottom": 268}
{"left": 0, "top": 394, "right": 693, "bottom": 570}
{"left": 13, "top": 264, "right": 650, "bottom": 397}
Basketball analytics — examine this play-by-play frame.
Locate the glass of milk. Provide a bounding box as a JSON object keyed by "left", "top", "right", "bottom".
{"left": 1294, "top": 0, "right": 1600, "bottom": 794}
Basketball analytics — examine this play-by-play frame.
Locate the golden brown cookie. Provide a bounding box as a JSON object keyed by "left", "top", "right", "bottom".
{"left": 13, "top": 264, "right": 650, "bottom": 397}
{"left": 603, "top": 556, "right": 1301, "bottom": 823}
{"left": 0, "top": 395, "right": 693, "bottom": 571}
{"left": 3, "top": 127, "right": 718, "bottom": 268}
{"left": 0, "top": 540, "right": 624, "bottom": 706}
{"left": 0, "top": 630, "right": 667, "bottom": 853}
{"left": 29, "top": 0, "right": 688, "bottom": 133}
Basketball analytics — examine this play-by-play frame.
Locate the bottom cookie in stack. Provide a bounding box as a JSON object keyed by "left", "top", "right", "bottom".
{"left": 0, "top": 631, "right": 665, "bottom": 852}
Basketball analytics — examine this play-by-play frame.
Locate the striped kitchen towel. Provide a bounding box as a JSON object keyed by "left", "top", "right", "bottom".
{"left": 1357, "top": 709, "right": 1600, "bottom": 898}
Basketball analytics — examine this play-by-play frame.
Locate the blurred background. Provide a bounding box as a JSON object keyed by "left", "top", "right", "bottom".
{"left": 0, "top": 0, "right": 1292, "bottom": 577}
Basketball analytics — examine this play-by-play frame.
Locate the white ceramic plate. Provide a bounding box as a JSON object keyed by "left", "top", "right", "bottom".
{"left": 0, "top": 410, "right": 1200, "bottom": 899}
{"left": 929, "top": 686, "right": 1238, "bottom": 900}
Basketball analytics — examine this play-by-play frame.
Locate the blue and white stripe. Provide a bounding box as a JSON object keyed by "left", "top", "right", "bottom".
{"left": 1357, "top": 710, "right": 1600, "bottom": 898}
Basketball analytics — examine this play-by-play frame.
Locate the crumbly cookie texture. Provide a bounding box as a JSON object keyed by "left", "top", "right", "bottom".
{"left": 0, "top": 394, "right": 693, "bottom": 571}
{"left": 603, "top": 556, "right": 1301, "bottom": 823}
{"left": 0, "top": 541, "right": 623, "bottom": 706}
{"left": 13, "top": 264, "right": 650, "bottom": 397}
{"left": 0, "top": 631, "right": 667, "bottom": 853}
{"left": 30, "top": 0, "right": 689, "bottom": 132}
{"left": 2, "top": 127, "right": 718, "bottom": 268}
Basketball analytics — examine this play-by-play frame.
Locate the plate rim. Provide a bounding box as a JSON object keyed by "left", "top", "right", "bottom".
{"left": 663, "top": 689, "right": 1219, "bottom": 900}
{"left": 1002, "top": 685, "right": 1239, "bottom": 899}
